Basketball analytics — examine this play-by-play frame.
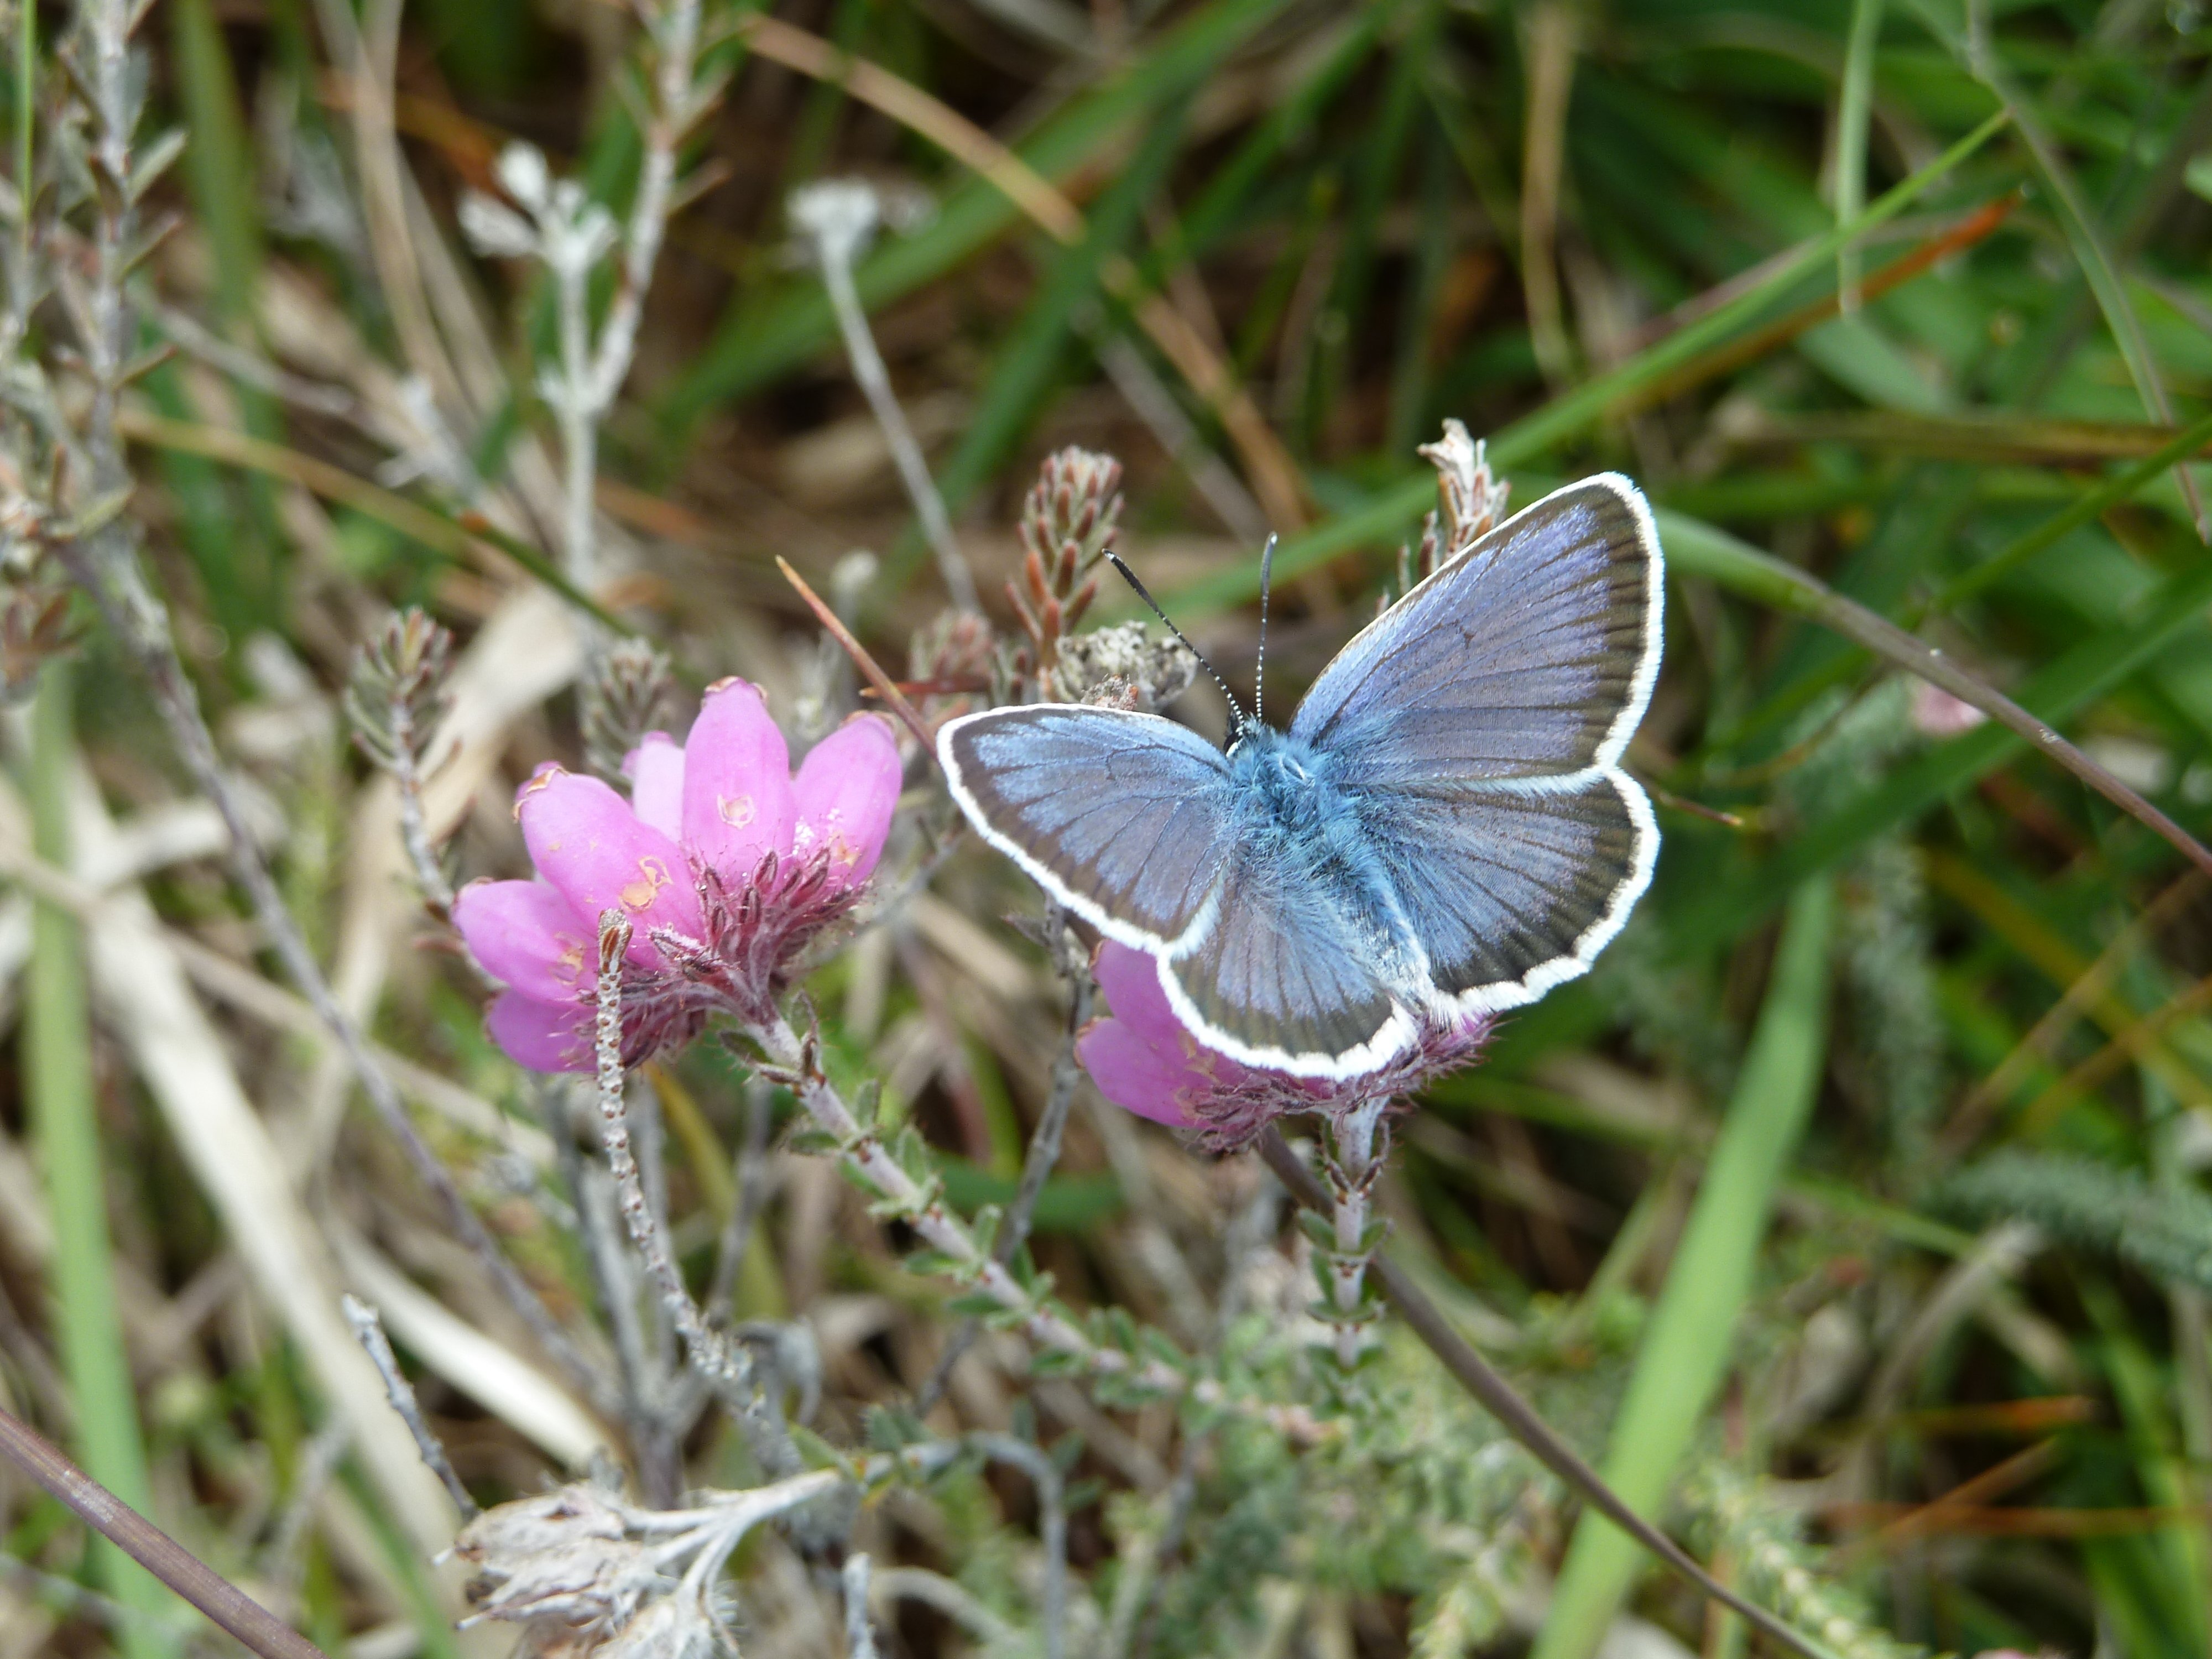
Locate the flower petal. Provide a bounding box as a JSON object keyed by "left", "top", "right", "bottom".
{"left": 791, "top": 713, "right": 902, "bottom": 892}
{"left": 453, "top": 879, "right": 596, "bottom": 1003}
{"left": 622, "top": 732, "right": 685, "bottom": 839}
{"left": 1076, "top": 1018, "right": 1198, "bottom": 1126}
{"left": 485, "top": 990, "right": 594, "bottom": 1073}
{"left": 515, "top": 765, "right": 703, "bottom": 968}
{"left": 1093, "top": 942, "right": 1187, "bottom": 1051}
{"left": 681, "top": 680, "right": 796, "bottom": 886}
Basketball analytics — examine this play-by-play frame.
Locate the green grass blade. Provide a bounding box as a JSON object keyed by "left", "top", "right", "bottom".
{"left": 27, "top": 665, "right": 179, "bottom": 1659}
{"left": 1154, "top": 109, "right": 2011, "bottom": 619}
{"left": 1965, "top": 29, "right": 2194, "bottom": 505}
{"left": 1158, "top": 12, "right": 1383, "bottom": 269}
{"left": 2084, "top": 1275, "right": 2212, "bottom": 1655}
{"left": 656, "top": 0, "right": 1296, "bottom": 431}
{"left": 1308, "top": 0, "right": 1434, "bottom": 444}
{"left": 1933, "top": 406, "right": 2212, "bottom": 611}
{"left": 1489, "top": 111, "right": 2001, "bottom": 463}
{"left": 1676, "top": 535, "right": 2212, "bottom": 956}
{"left": 170, "top": 0, "right": 261, "bottom": 322}
{"left": 14, "top": 0, "right": 30, "bottom": 281}
{"left": 927, "top": 95, "right": 1196, "bottom": 524}
{"left": 1530, "top": 878, "right": 1836, "bottom": 1659}
{"left": 1386, "top": 139, "right": 1455, "bottom": 457}
{"left": 1835, "top": 0, "right": 1884, "bottom": 311}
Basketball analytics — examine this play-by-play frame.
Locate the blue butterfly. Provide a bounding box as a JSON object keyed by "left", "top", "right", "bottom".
{"left": 938, "top": 474, "right": 1663, "bottom": 1081}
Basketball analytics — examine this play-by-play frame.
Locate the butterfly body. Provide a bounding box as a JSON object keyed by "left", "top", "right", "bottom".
{"left": 1221, "top": 721, "right": 1431, "bottom": 978}
{"left": 941, "top": 473, "right": 1664, "bottom": 1080}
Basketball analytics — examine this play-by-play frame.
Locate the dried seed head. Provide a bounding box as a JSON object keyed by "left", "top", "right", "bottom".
{"left": 1018, "top": 447, "right": 1123, "bottom": 580}
{"left": 345, "top": 608, "right": 453, "bottom": 771}
{"left": 581, "top": 635, "right": 674, "bottom": 782}
{"left": 1413, "top": 419, "right": 1510, "bottom": 578}
{"left": 908, "top": 609, "right": 1002, "bottom": 714}
{"left": 1049, "top": 620, "right": 1198, "bottom": 712}
{"left": 598, "top": 1595, "right": 726, "bottom": 1659}
{"left": 789, "top": 178, "right": 884, "bottom": 272}
{"left": 1014, "top": 448, "right": 1125, "bottom": 684}
{"left": 0, "top": 585, "right": 79, "bottom": 703}
{"left": 455, "top": 1487, "right": 667, "bottom": 1635}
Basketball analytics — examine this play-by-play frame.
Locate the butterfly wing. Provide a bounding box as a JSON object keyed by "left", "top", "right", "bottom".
{"left": 1290, "top": 474, "right": 1661, "bottom": 785}
{"left": 1352, "top": 772, "right": 1658, "bottom": 1014}
{"left": 938, "top": 705, "right": 1242, "bottom": 951}
{"left": 1293, "top": 473, "right": 1663, "bottom": 1011}
{"left": 941, "top": 704, "right": 1413, "bottom": 1075}
{"left": 1158, "top": 826, "right": 1412, "bottom": 1076}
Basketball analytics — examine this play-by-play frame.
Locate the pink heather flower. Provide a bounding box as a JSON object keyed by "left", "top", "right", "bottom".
{"left": 1075, "top": 942, "right": 1494, "bottom": 1147}
{"left": 455, "top": 680, "right": 902, "bottom": 1072}
{"left": 1910, "top": 680, "right": 1989, "bottom": 738}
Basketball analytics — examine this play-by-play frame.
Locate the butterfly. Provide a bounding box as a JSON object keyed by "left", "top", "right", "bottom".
{"left": 938, "top": 474, "right": 1663, "bottom": 1080}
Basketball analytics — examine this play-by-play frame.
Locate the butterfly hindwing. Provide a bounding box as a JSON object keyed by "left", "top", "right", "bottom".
{"left": 1352, "top": 772, "right": 1657, "bottom": 1012}
{"left": 938, "top": 705, "right": 1241, "bottom": 949}
{"left": 1292, "top": 475, "right": 1661, "bottom": 787}
{"left": 1160, "top": 823, "right": 1410, "bottom": 1074}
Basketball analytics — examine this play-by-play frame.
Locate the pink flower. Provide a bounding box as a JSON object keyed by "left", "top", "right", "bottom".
{"left": 455, "top": 680, "right": 902, "bottom": 1072}
{"left": 1910, "top": 680, "right": 1989, "bottom": 738}
{"left": 1075, "top": 942, "right": 1494, "bottom": 1147}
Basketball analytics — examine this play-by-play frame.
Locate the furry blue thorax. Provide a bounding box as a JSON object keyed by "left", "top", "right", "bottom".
{"left": 1224, "top": 723, "right": 1406, "bottom": 941}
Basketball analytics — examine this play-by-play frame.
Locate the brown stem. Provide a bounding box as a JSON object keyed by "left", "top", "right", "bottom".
{"left": 0, "top": 1402, "right": 328, "bottom": 1659}
{"left": 341, "top": 1295, "right": 478, "bottom": 1520}
{"left": 1254, "top": 1128, "right": 1835, "bottom": 1659}
{"left": 1684, "top": 517, "right": 2212, "bottom": 881}
{"left": 778, "top": 556, "right": 935, "bottom": 752}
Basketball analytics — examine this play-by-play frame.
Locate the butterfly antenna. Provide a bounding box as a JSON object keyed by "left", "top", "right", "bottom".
{"left": 1102, "top": 550, "right": 1249, "bottom": 732}
{"left": 1254, "top": 533, "right": 1278, "bottom": 727}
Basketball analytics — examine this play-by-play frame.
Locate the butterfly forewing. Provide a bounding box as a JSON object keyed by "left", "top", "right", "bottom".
{"left": 1291, "top": 476, "right": 1660, "bottom": 786}
{"left": 938, "top": 706, "right": 1240, "bottom": 948}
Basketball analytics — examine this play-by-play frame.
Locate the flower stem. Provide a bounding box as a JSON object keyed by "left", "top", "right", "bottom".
{"left": 340, "top": 1296, "right": 477, "bottom": 1520}
{"left": 68, "top": 524, "right": 613, "bottom": 1413}
{"left": 382, "top": 672, "right": 453, "bottom": 915}
{"left": 1254, "top": 1127, "right": 1841, "bottom": 1659}
{"left": 792, "top": 182, "right": 980, "bottom": 614}
{"left": 595, "top": 915, "right": 799, "bottom": 1476}
{"left": 842, "top": 1553, "right": 880, "bottom": 1659}
{"left": 50, "top": 0, "right": 611, "bottom": 1420}
{"left": 753, "top": 1014, "right": 1325, "bottom": 1442}
{"left": 550, "top": 0, "right": 708, "bottom": 638}
{"left": 967, "top": 1433, "right": 1067, "bottom": 1659}
{"left": 818, "top": 247, "right": 979, "bottom": 614}
{"left": 1322, "top": 1098, "right": 1389, "bottom": 1370}
{"left": 914, "top": 911, "right": 1092, "bottom": 1412}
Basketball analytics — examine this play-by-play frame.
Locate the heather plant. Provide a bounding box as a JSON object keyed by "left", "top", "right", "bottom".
{"left": 3, "top": 0, "right": 2212, "bottom": 1655}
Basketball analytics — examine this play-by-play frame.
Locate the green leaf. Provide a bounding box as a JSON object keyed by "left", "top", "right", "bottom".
{"left": 1942, "top": 1152, "right": 2212, "bottom": 1292}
